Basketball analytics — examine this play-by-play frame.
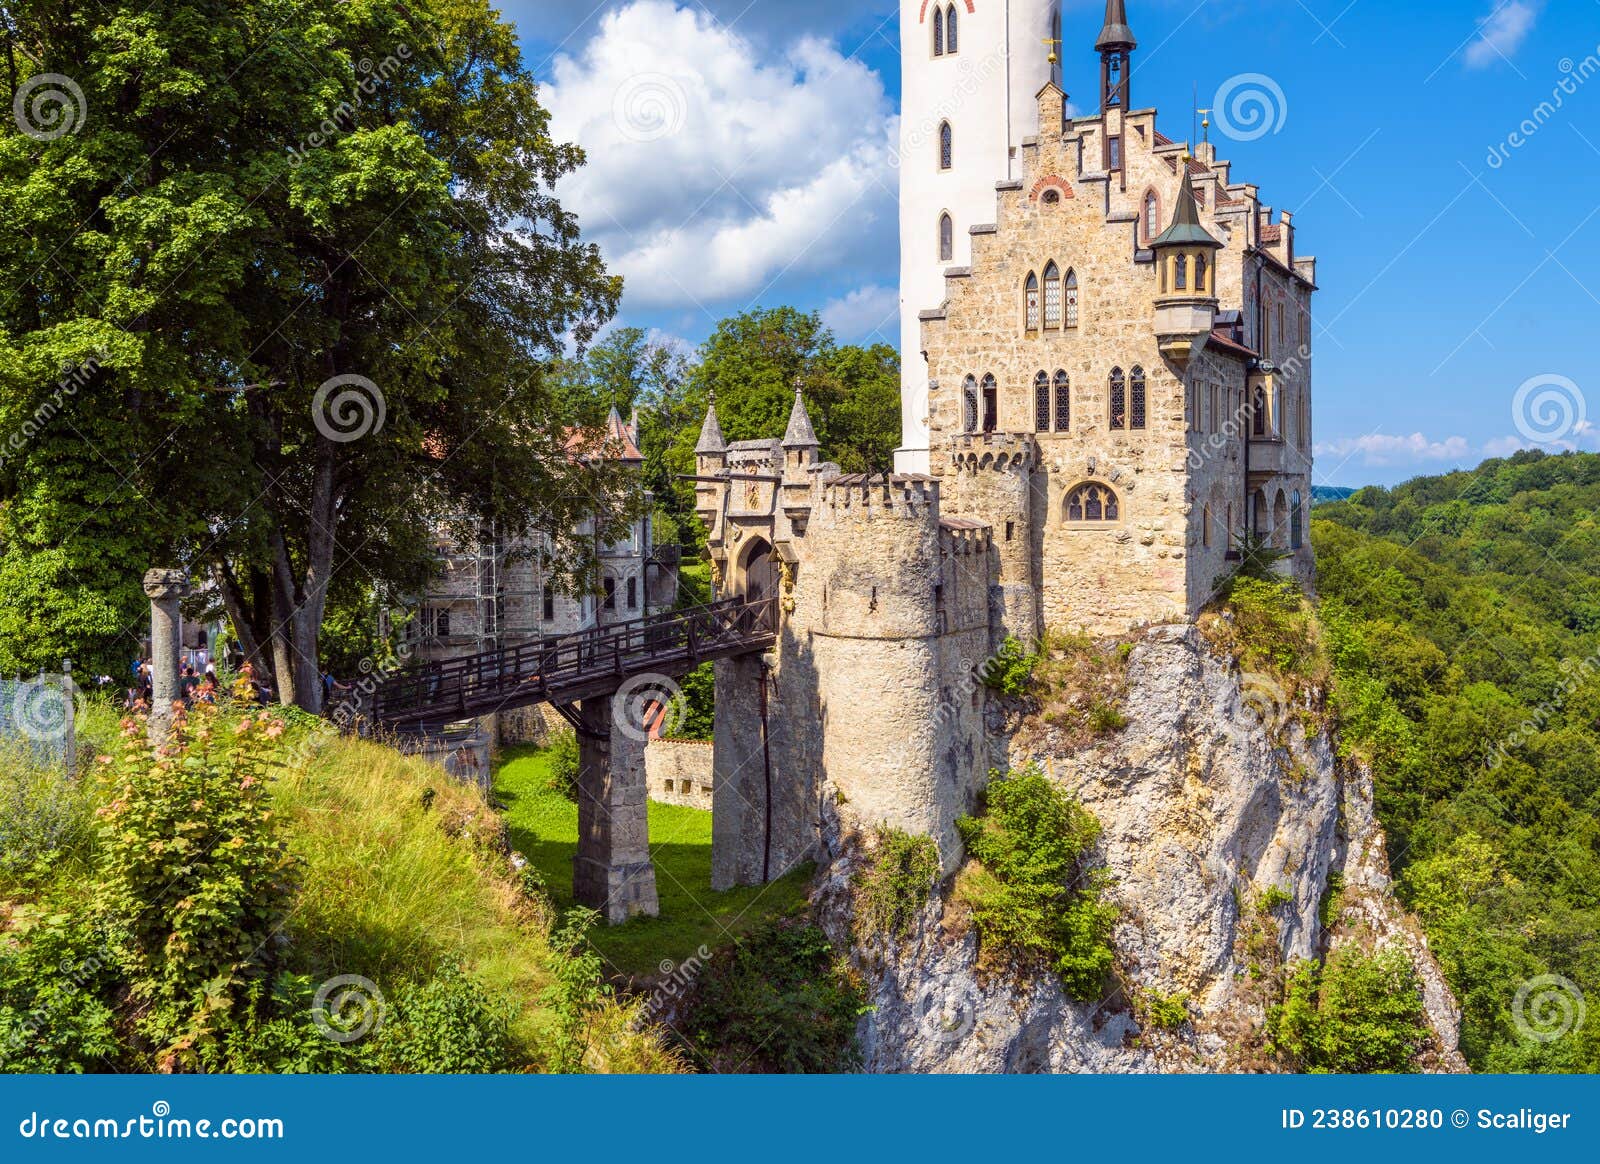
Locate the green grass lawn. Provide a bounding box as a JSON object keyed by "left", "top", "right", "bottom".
{"left": 493, "top": 744, "right": 812, "bottom": 977}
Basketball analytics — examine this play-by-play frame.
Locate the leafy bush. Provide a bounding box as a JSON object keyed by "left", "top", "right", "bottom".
{"left": 1268, "top": 947, "right": 1430, "bottom": 1073}
{"left": 1029, "top": 632, "right": 1132, "bottom": 743}
{"left": 679, "top": 920, "right": 868, "bottom": 1073}
{"left": 851, "top": 828, "right": 940, "bottom": 943}
{"left": 1213, "top": 576, "right": 1327, "bottom": 688}
{"left": 1138, "top": 988, "right": 1190, "bottom": 1031}
{"left": 539, "top": 909, "right": 613, "bottom": 1074}
{"left": 0, "top": 911, "right": 119, "bottom": 1073}
{"left": 954, "top": 768, "right": 1117, "bottom": 1000}
{"left": 373, "top": 966, "right": 515, "bottom": 1073}
{"left": 981, "top": 637, "right": 1040, "bottom": 697}
{"left": 545, "top": 728, "right": 580, "bottom": 800}
{"left": 95, "top": 706, "right": 296, "bottom": 1059}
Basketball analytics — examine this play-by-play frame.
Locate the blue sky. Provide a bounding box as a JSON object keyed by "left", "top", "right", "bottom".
{"left": 498, "top": 0, "right": 1600, "bottom": 488}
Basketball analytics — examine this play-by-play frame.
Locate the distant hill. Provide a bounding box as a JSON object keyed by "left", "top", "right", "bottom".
{"left": 1310, "top": 446, "right": 1600, "bottom": 1072}
{"left": 1310, "top": 485, "right": 1356, "bottom": 505}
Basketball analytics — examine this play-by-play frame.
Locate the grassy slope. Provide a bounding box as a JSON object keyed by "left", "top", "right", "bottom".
{"left": 2, "top": 705, "right": 682, "bottom": 1073}
{"left": 493, "top": 745, "right": 811, "bottom": 977}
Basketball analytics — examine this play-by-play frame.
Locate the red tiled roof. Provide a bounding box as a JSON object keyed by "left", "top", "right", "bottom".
{"left": 1208, "top": 331, "right": 1258, "bottom": 360}
{"left": 1259, "top": 223, "right": 1283, "bottom": 245}
{"left": 563, "top": 410, "right": 643, "bottom": 462}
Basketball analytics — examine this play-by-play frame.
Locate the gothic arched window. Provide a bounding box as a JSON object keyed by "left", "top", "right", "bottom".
{"left": 1065, "top": 482, "right": 1120, "bottom": 524}
{"left": 1175, "top": 253, "right": 1188, "bottom": 291}
{"left": 1143, "top": 190, "right": 1159, "bottom": 244}
{"left": 939, "top": 212, "right": 953, "bottom": 261}
{"left": 933, "top": 7, "right": 944, "bottom": 56}
{"left": 1130, "top": 366, "right": 1147, "bottom": 430}
{"left": 946, "top": 4, "right": 959, "bottom": 52}
{"left": 1053, "top": 370, "right": 1070, "bottom": 431}
{"left": 1109, "top": 367, "right": 1127, "bottom": 430}
{"left": 1024, "top": 271, "right": 1041, "bottom": 332}
{"left": 981, "top": 373, "right": 998, "bottom": 433}
{"left": 961, "top": 375, "right": 979, "bottom": 433}
{"left": 939, "top": 121, "right": 952, "bottom": 170}
{"left": 1034, "top": 372, "right": 1050, "bottom": 432}
{"left": 1064, "top": 269, "right": 1079, "bottom": 327}
{"left": 1252, "top": 383, "right": 1268, "bottom": 437}
{"left": 1195, "top": 253, "right": 1208, "bottom": 293}
{"left": 1043, "top": 261, "right": 1062, "bottom": 329}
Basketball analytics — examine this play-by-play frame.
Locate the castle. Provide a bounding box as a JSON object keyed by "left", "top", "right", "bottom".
{"left": 693, "top": 0, "right": 1316, "bottom": 886}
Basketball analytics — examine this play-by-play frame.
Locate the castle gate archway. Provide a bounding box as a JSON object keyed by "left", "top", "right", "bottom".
{"left": 736, "top": 536, "right": 776, "bottom": 602}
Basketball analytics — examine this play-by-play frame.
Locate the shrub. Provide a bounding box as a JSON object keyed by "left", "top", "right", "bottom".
{"left": 1257, "top": 885, "right": 1294, "bottom": 913}
{"left": 1031, "top": 632, "right": 1132, "bottom": 743}
{"left": 539, "top": 909, "right": 613, "bottom": 1074}
{"left": 0, "top": 911, "right": 120, "bottom": 1073}
{"left": 1213, "top": 576, "right": 1327, "bottom": 689}
{"left": 679, "top": 921, "right": 868, "bottom": 1073}
{"left": 954, "top": 768, "right": 1117, "bottom": 1000}
{"left": 851, "top": 828, "right": 940, "bottom": 943}
{"left": 373, "top": 966, "right": 516, "bottom": 1074}
{"left": 95, "top": 705, "right": 297, "bottom": 1059}
{"left": 1267, "top": 946, "right": 1430, "bottom": 1073}
{"left": 982, "top": 636, "right": 1040, "bottom": 697}
{"left": 545, "top": 728, "right": 580, "bottom": 800}
{"left": 1138, "top": 988, "right": 1191, "bottom": 1030}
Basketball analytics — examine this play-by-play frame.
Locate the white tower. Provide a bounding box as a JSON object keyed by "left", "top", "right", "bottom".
{"left": 895, "top": 0, "right": 1061, "bottom": 475}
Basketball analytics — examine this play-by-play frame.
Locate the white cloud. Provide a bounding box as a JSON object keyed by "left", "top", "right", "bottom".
{"left": 1315, "top": 432, "right": 1472, "bottom": 467}
{"left": 543, "top": 0, "right": 898, "bottom": 311}
{"left": 1484, "top": 420, "right": 1600, "bottom": 457}
{"left": 1464, "top": 2, "right": 1538, "bottom": 69}
{"left": 821, "top": 284, "right": 900, "bottom": 343}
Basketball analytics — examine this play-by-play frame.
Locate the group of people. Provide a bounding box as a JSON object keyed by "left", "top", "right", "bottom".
{"left": 124, "top": 656, "right": 349, "bottom": 713}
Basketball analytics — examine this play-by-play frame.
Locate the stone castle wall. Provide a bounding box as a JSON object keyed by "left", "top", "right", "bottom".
{"left": 646, "top": 737, "right": 714, "bottom": 810}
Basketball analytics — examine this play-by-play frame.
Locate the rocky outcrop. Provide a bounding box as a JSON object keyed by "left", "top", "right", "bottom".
{"left": 815, "top": 624, "right": 1465, "bottom": 1073}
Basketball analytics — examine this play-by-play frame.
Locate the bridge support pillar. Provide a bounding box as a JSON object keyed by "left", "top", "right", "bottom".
{"left": 572, "top": 697, "right": 659, "bottom": 924}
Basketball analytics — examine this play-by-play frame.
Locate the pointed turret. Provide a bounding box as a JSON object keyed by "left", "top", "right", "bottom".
{"left": 1150, "top": 170, "right": 1221, "bottom": 369}
{"left": 782, "top": 382, "right": 819, "bottom": 449}
{"left": 1096, "top": 0, "right": 1136, "bottom": 115}
{"left": 1095, "top": 0, "right": 1137, "bottom": 51}
{"left": 695, "top": 396, "right": 726, "bottom": 456}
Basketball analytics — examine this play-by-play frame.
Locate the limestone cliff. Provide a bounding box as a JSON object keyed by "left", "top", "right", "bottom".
{"left": 813, "top": 624, "right": 1467, "bottom": 1073}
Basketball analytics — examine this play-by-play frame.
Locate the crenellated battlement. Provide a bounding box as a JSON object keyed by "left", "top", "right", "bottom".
{"left": 816, "top": 473, "right": 941, "bottom": 522}
{"left": 947, "top": 432, "right": 1040, "bottom": 474}
{"left": 939, "top": 516, "right": 992, "bottom": 557}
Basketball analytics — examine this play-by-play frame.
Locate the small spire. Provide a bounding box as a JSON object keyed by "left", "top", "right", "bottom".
{"left": 783, "top": 380, "right": 819, "bottom": 448}
{"left": 695, "top": 393, "right": 725, "bottom": 455}
{"left": 1149, "top": 172, "right": 1222, "bottom": 250}
{"left": 1096, "top": 0, "right": 1137, "bottom": 51}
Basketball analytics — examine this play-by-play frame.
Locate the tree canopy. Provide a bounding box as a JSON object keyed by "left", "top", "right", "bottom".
{"left": 0, "top": 0, "right": 634, "bottom": 704}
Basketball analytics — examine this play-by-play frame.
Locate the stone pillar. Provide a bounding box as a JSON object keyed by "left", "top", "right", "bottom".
{"left": 143, "top": 568, "right": 190, "bottom": 744}
{"left": 572, "top": 697, "right": 659, "bottom": 924}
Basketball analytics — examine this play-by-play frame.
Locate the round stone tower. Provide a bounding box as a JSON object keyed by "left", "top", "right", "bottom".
{"left": 945, "top": 432, "right": 1042, "bottom": 646}
{"left": 897, "top": 0, "right": 1062, "bottom": 474}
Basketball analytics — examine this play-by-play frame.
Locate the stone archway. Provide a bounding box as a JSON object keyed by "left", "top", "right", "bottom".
{"left": 736, "top": 536, "right": 776, "bottom": 602}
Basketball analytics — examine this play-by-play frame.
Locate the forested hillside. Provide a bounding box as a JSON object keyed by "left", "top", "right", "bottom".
{"left": 1312, "top": 449, "right": 1600, "bottom": 1071}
